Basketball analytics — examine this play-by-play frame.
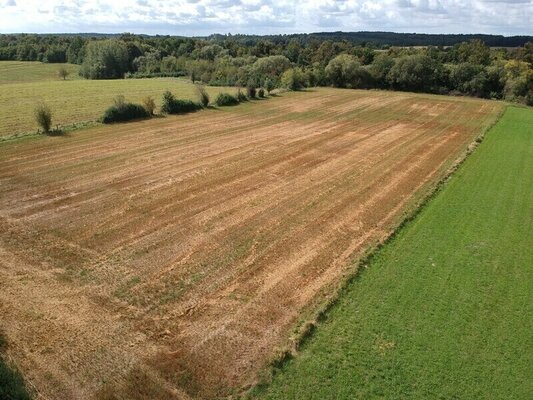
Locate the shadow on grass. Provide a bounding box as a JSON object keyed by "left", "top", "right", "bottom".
{"left": 0, "top": 332, "right": 32, "bottom": 400}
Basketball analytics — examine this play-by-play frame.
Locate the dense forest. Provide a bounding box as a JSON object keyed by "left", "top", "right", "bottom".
{"left": 0, "top": 32, "right": 532, "bottom": 105}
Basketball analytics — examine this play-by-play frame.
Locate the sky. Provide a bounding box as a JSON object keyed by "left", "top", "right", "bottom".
{"left": 0, "top": 0, "right": 532, "bottom": 36}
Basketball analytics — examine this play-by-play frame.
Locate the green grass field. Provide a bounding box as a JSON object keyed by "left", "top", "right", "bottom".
{"left": 0, "top": 61, "right": 80, "bottom": 84}
{"left": 0, "top": 61, "right": 233, "bottom": 137}
{"left": 254, "top": 106, "right": 533, "bottom": 399}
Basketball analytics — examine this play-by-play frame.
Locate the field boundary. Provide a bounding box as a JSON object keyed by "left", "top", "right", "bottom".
{"left": 246, "top": 104, "right": 508, "bottom": 397}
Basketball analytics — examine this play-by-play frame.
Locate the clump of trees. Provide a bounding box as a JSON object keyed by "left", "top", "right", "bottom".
{"left": 1, "top": 33, "right": 531, "bottom": 105}
{"left": 80, "top": 40, "right": 130, "bottom": 79}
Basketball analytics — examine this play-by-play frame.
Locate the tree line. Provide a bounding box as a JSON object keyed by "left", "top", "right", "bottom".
{"left": 1, "top": 33, "right": 531, "bottom": 105}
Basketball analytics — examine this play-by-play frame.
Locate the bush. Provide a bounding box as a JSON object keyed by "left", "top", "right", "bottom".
{"left": 142, "top": 96, "right": 156, "bottom": 116}
{"left": 258, "top": 88, "right": 265, "bottom": 98}
{"left": 246, "top": 86, "right": 257, "bottom": 99}
{"left": 160, "top": 90, "right": 202, "bottom": 114}
{"left": 102, "top": 97, "right": 149, "bottom": 123}
{"left": 161, "top": 91, "right": 176, "bottom": 113}
{"left": 34, "top": 102, "right": 52, "bottom": 133}
{"left": 237, "top": 89, "right": 248, "bottom": 102}
{"left": 215, "top": 92, "right": 240, "bottom": 106}
{"left": 196, "top": 85, "right": 210, "bottom": 107}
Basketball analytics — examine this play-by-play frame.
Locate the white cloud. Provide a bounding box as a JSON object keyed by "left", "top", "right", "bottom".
{"left": 0, "top": 0, "right": 531, "bottom": 35}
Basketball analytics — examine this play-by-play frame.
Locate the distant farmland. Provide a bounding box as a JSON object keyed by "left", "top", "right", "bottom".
{"left": 0, "top": 88, "right": 502, "bottom": 399}
{"left": 0, "top": 61, "right": 232, "bottom": 137}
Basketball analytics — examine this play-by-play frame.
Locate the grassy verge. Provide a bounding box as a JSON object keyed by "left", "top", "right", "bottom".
{"left": 252, "top": 106, "right": 533, "bottom": 399}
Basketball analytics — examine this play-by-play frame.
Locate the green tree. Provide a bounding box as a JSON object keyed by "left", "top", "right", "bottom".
{"left": 387, "top": 54, "right": 441, "bottom": 92}
{"left": 66, "top": 36, "right": 85, "bottom": 64}
{"left": 58, "top": 66, "right": 70, "bottom": 80}
{"left": 325, "top": 54, "right": 371, "bottom": 88}
{"left": 80, "top": 40, "right": 129, "bottom": 79}
{"left": 281, "top": 68, "right": 306, "bottom": 91}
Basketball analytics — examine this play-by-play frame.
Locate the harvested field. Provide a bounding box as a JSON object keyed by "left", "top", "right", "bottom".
{"left": 0, "top": 88, "right": 502, "bottom": 399}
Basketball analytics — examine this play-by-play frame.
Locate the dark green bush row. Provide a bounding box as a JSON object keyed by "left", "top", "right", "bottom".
{"left": 102, "top": 102, "right": 149, "bottom": 123}
{"left": 161, "top": 91, "right": 202, "bottom": 114}
{"left": 215, "top": 93, "right": 240, "bottom": 106}
{"left": 124, "top": 71, "right": 187, "bottom": 79}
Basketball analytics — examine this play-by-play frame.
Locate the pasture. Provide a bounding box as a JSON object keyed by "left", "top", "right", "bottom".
{"left": 0, "top": 61, "right": 80, "bottom": 84}
{"left": 0, "top": 88, "right": 502, "bottom": 399}
{"left": 255, "top": 106, "right": 533, "bottom": 399}
{"left": 0, "top": 61, "right": 231, "bottom": 137}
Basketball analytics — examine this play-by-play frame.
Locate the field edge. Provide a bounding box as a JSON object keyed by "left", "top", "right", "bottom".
{"left": 243, "top": 104, "right": 508, "bottom": 398}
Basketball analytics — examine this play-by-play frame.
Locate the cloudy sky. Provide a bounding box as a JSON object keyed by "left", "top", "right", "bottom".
{"left": 0, "top": 0, "right": 532, "bottom": 36}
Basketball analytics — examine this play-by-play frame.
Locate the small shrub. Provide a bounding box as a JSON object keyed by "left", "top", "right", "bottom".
{"left": 142, "top": 96, "right": 156, "bottom": 116}
{"left": 237, "top": 89, "right": 248, "bottom": 102}
{"left": 35, "top": 102, "right": 52, "bottom": 133}
{"left": 102, "top": 100, "right": 149, "bottom": 124}
{"left": 58, "top": 66, "right": 69, "bottom": 80}
{"left": 196, "top": 85, "right": 210, "bottom": 108}
{"left": 246, "top": 86, "right": 257, "bottom": 99}
{"left": 161, "top": 91, "right": 176, "bottom": 114}
{"left": 161, "top": 90, "right": 202, "bottom": 114}
{"left": 215, "top": 93, "right": 239, "bottom": 106}
{"left": 258, "top": 88, "right": 265, "bottom": 98}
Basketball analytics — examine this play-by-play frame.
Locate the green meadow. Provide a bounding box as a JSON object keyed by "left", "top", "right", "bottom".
{"left": 0, "top": 61, "right": 232, "bottom": 137}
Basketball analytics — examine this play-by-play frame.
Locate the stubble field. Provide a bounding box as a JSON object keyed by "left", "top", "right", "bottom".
{"left": 0, "top": 88, "right": 502, "bottom": 399}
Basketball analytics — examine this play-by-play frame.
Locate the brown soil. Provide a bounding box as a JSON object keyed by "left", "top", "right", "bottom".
{"left": 0, "top": 88, "right": 502, "bottom": 399}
